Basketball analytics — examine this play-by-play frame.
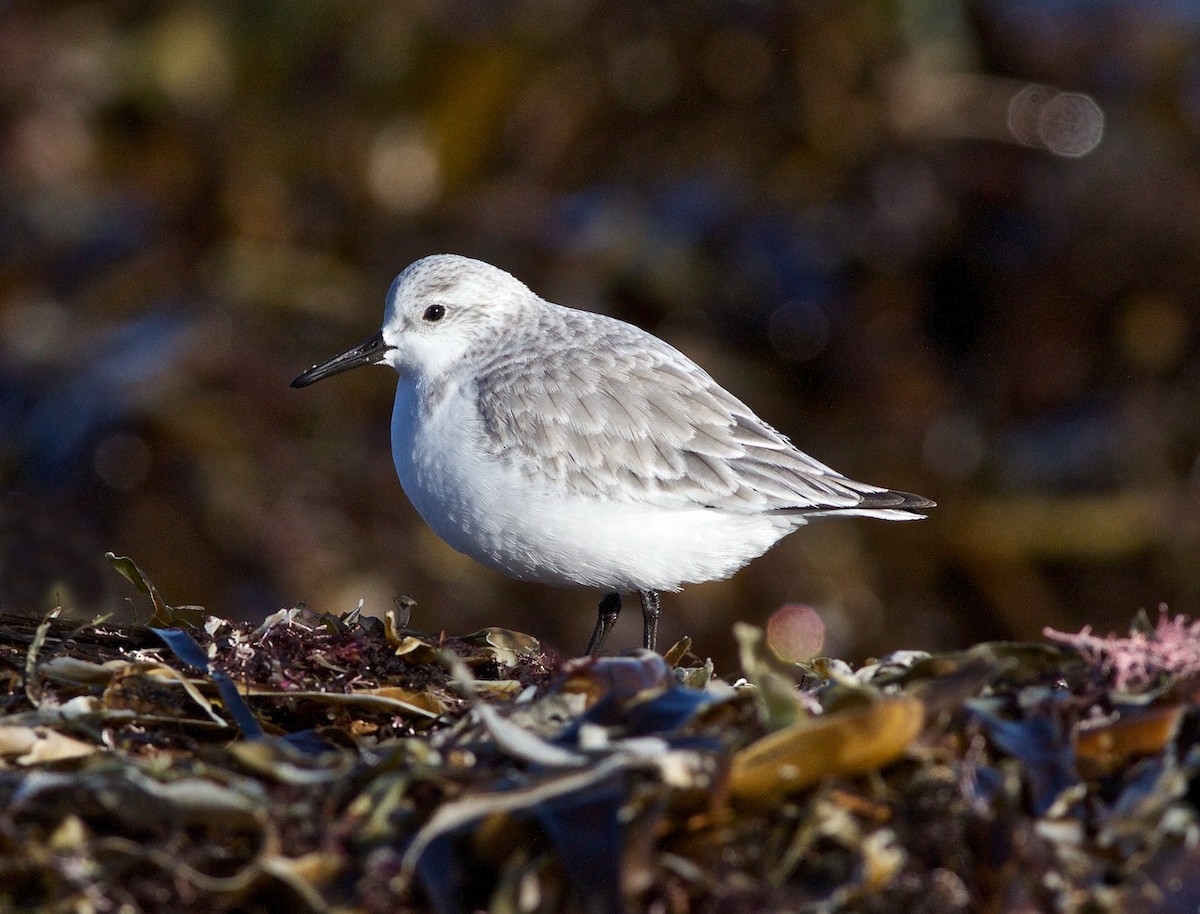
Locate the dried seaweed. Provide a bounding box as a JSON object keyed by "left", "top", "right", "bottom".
{"left": 0, "top": 599, "right": 1196, "bottom": 914}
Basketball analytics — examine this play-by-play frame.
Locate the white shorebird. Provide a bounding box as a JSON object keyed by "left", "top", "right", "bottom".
{"left": 292, "top": 255, "right": 932, "bottom": 654}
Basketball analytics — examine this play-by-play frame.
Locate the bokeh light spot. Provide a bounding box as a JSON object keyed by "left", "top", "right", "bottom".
{"left": 367, "top": 123, "right": 442, "bottom": 214}
{"left": 1118, "top": 296, "right": 1190, "bottom": 373}
{"left": 1008, "top": 85, "right": 1103, "bottom": 157}
{"left": 2, "top": 297, "right": 71, "bottom": 363}
{"left": 767, "top": 604, "right": 826, "bottom": 662}
{"left": 1006, "top": 83, "right": 1054, "bottom": 146}
{"left": 14, "top": 107, "right": 94, "bottom": 184}
{"left": 144, "top": 7, "right": 234, "bottom": 112}
{"left": 1039, "top": 92, "right": 1104, "bottom": 157}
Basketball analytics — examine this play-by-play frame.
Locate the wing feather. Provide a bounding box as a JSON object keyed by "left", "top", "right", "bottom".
{"left": 473, "top": 304, "right": 927, "bottom": 516}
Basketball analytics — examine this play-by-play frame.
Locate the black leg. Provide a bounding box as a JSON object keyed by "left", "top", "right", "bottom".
{"left": 639, "top": 590, "right": 661, "bottom": 652}
{"left": 585, "top": 592, "right": 622, "bottom": 655}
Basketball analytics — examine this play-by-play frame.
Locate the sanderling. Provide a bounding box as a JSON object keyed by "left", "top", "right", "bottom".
{"left": 292, "top": 255, "right": 933, "bottom": 654}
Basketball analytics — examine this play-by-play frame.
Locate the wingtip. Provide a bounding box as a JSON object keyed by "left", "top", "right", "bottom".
{"left": 860, "top": 489, "right": 935, "bottom": 512}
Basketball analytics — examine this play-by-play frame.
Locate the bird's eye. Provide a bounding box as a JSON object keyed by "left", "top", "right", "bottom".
{"left": 423, "top": 304, "right": 446, "bottom": 322}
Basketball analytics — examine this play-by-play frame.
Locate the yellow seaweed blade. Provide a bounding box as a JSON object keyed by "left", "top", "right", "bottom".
{"left": 729, "top": 695, "right": 925, "bottom": 810}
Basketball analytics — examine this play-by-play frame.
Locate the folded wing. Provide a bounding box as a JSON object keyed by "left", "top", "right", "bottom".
{"left": 474, "top": 307, "right": 932, "bottom": 518}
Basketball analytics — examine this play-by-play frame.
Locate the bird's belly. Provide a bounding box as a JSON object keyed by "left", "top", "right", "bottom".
{"left": 410, "top": 480, "right": 793, "bottom": 592}
{"left": 391, "top": 383, "right": 794, "bottom": 592}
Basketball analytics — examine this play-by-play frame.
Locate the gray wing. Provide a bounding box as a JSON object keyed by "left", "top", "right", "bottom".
{"left": 474, "top": 307, "right": 930, "bottom": 516}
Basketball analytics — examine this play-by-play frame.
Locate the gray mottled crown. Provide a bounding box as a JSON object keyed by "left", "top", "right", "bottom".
{"left": 389, "top": 255, "right": 532, "bottom": 308}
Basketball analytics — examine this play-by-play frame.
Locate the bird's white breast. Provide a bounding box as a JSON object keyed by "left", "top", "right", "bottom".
{"left": 390, "top": 376, "right": 797, "bottom": 593}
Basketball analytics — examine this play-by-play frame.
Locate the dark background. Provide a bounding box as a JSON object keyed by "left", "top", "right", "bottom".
{"left": 2, "top": 1, "right": 1198, "bottom": 666}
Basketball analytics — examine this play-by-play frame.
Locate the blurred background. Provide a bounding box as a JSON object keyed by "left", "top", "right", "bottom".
{"left": 2, "top": 0, "right": 1199, "bottom": 666}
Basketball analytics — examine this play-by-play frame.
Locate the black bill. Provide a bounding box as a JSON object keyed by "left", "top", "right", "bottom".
{"left": 290, "top": 329, "right": 389, "bottom": 388}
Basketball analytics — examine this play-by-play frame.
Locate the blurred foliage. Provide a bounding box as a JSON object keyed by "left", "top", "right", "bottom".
{"left": 3, "top": 1, "right": 1200, "bottom": 663}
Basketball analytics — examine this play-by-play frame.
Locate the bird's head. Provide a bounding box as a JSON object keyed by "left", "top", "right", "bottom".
{"left": 290, "top": 254, "right": 534, "bottom": 388}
